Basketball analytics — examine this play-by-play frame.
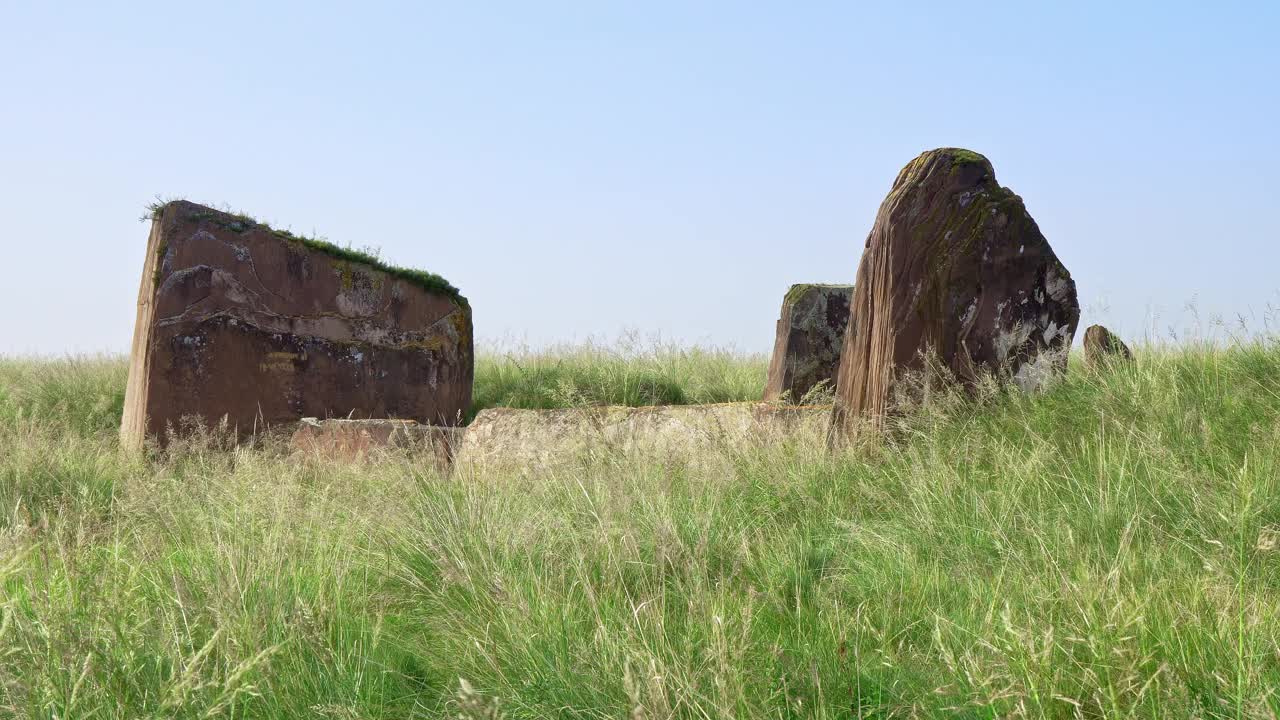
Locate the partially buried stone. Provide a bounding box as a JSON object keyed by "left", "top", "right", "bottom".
{"left": 120, "top": 201, "right": 473, "bottom": 448}
{"left": 290, "top": 417, "right": 459, "bottom": 468}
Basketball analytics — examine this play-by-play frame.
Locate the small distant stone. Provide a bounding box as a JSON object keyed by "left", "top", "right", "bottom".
{"left": 763, "top": 284, "right": 853, "bottom": 403}
{"left": 1082, "top": 324, "right": 1133, "bottom": 368}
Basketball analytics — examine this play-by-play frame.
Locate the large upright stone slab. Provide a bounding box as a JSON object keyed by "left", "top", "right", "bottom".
{"left": 120, "top": 201, "right": 473, "bottom": 448}
{"left": 762, "top": 284, "right": 853, "bottom": 403}
{"left": 834, "top": 148, "right": 1079, "bottom": 433}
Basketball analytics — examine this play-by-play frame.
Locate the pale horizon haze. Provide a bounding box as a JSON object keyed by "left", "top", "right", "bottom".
{"left": 2, "top": 2, "right": 1277, "bottom": 355}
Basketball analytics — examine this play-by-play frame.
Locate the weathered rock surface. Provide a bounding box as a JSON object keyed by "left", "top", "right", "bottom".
{"left": 290, "top": 418, "right": 458, "bottom": 467}
{"left": 834, "top": 148, "right": 1079, "bottom": 432}
{"left": 763, "top": 284, "right": 853, "bottom": 403}
{"left": 1082, "top": 324, "right": 1133, "bottom": 368}
{"left": 455, "top": 403, "right": 829, "bottom": 472}
{"left": 120, "top": 201, "right": 472, "bottom": 448}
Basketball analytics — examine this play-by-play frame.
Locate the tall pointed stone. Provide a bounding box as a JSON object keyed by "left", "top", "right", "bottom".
{"left": 120, "top": 201, "right": 473, "bottom": 448}
{"left": 833, "top": 148, "right": 1078, "bottom": 433}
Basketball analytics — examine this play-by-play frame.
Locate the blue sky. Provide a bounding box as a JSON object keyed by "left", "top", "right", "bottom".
{"left": 2, "top": 1, "right": 1277, "bottom": 354}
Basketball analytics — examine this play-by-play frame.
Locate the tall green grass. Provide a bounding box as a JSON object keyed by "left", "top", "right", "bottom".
{"left": 472, "top": 338, "right": 766, "bottom": 416}
{"left": 2, "top": 341, "right": 1279, "bottom": 717}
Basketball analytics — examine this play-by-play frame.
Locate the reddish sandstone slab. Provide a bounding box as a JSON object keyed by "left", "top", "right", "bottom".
{"left": 834, "top": 149, "right": 1079, "bottom": 432}
{"left": 120, "top": 201, "right": 472, "bottom": 448}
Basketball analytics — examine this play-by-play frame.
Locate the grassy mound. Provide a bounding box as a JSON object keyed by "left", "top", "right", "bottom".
{"left": 1, "top": 342, "right": 1279, "bottom": 717}
{"left": 472, "top": 340, "right": 765, "bottom": 418}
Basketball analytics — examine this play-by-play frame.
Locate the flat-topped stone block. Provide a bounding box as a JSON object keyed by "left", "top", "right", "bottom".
{"left": 120, "top": 201, "right": 472, "bottom": 448}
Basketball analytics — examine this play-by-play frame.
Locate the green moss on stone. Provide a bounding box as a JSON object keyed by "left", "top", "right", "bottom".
{"left": 944, "top": 148, "right": 990, "bottom": 167}
{"left": 451, "top": 311, "right": 471, "bottom": 347}
{"left": 899, "top": 170, "right": 1029, "bottom": 332}
{"left": 147, "top": 200, "right": 468, "bottom": 308}
{"left": 784, "top": 283, "right": 854, "bottom": 305}
{"left": 152, "top": 238, "right": 168, "bottom": 285}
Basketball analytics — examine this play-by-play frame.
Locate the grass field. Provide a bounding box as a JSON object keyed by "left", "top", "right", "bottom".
{"left": 2, "top": 341, "right": 1280, "bottom": 718}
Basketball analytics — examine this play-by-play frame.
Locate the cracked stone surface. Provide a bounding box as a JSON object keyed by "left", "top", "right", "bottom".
{"left": 833, "top": 148, "right": 1079, "bottom": 433}
{"left": 120, "top": 201, "right": 472, "bottom": 448}
{"left": 762, "top": 284, "right": 853, "bottom": 403}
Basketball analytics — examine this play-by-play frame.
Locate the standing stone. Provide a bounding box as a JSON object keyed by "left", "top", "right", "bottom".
{"left": 763, "top": 284, "right": 853, "bottom": 403}
{"left": 1082, "top": 324, "right": 1133, "bottom": 368}
{"left": 120, "top": 201, "right": 473, "bottom": 448}
{"left": 833, "top": 148, "right": 1079, "bottom": 433}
